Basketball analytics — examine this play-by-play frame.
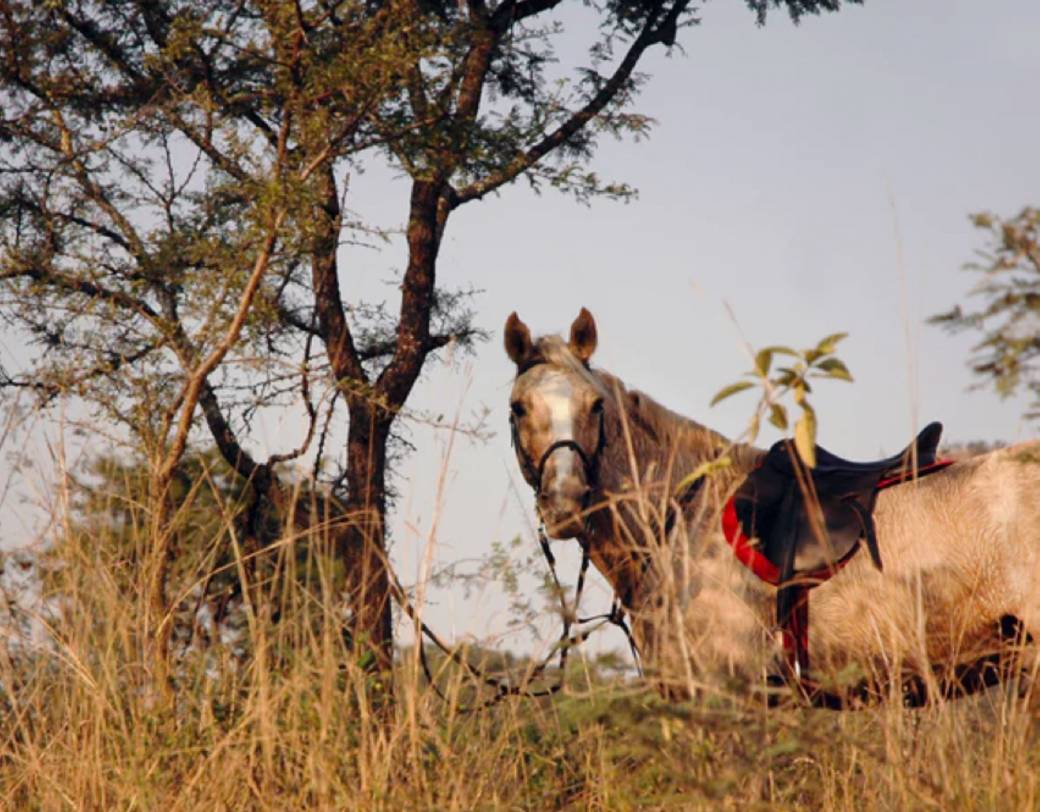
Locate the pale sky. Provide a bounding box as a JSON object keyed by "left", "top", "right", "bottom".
{"left": 3, "top": 0, "right": 1039, "bottom": 655}
{"left": 378, "top": 0, "right": 1040, "bottom": 651}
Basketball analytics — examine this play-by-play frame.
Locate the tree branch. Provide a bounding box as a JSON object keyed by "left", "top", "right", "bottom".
{"left": 311, "top": 163, "right": 367, "bottom": 387}
{"left": 452, "top": 0, "right": 687, "bottom": 208}
{"left": 158, "top": 206, "right": 286, "bottom": 483}
{"left": 0, "top": 264, "right": 162, "bottom": 324}
{"left": 491, "top": 0, "right": 563, "bottom": 27}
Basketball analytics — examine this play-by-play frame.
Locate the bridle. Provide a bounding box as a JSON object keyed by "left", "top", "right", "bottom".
{"left": 508, "top": 355, "right": 607, "bottom": 501}
{"left": 509, "top": 402, "right": 607, "bottom": 502}
{"left": 509, "top": 360, "right": 642, "bottom": 675}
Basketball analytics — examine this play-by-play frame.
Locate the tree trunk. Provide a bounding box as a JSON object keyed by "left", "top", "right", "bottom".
{"left": 145, "top": 469, "right": 175, "bottom": 701}
{"left": 307, "top": 164, "right": 395, "bottom": 676}
{"left": 311, "top": 171, "right": 445, "bottom": 684}
{"left": 339, "top": 400, "right": 394, "bottom": 676}
{"left": 338, "top": 177, "right": 442, "bottom": 677}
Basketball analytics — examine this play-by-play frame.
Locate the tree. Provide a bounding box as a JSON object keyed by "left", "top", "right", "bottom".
{"left": 931, "top": 207, "right": 1040, "bottom": 418}
{"left": 0, "top": 0, "right": 863, "bottom": 690}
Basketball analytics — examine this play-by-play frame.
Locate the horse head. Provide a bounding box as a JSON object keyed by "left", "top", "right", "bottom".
{"left": 504, "top": 308, "right": 608, "bottom": 539}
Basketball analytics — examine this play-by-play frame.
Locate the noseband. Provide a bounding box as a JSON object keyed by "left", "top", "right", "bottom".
{"left": 509, "top": 401, "right": 607, "bottom": 499}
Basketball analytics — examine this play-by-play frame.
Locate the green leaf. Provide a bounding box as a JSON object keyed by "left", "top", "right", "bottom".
{"left": 814, "top": 358, "right": 853, "bottom": 381}
{"left": 710, "top": 380, "right": 755, "bottom": 406}
{"left": 674, "top": 456, "right": 732, "bottom": 495}
{"left": 754, "top": 348, "right": 773, "bottom": 376}
{"left": 759, "top": 345, "right": 799, "bottom": 358}
{"left": 816, "top": 332, "right": 848, "bottom": 355}
{"left": 794, "top": 411, "right": 817, "bottom": 468}
{"left": 747, "top": 413, "right": 761, "bottom": 444}
{"left": 768, "top": 403, "right": 788, "bottom": 430}
{"left": 357, "top": 649, "right": 376, "bottom": 670}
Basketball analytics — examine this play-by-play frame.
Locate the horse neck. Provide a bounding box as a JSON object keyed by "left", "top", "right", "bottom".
{"left": 592, "top": 371, "right": 758, "bottom": 496}
{"left": 577, "top": 371, "right": 762, "bottom": 607}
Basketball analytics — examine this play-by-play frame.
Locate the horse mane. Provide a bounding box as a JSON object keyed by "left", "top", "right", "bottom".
{"left": 530, "top": 335, "right": 750, "bottom": 477}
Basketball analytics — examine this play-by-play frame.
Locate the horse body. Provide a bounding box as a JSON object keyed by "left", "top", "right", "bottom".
{"left": 811, "top": 451, "right": 1040, "bottom": 670}
{"left": 505, "top": 309, "right": 1040, "bottom": 698}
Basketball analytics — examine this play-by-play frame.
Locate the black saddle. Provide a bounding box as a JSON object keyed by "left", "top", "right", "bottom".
{"left": 732, "top": 422, "right": 944, "bottom": 632}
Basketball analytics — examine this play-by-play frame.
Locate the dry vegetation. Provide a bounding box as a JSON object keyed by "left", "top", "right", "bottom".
{"left": 1, "top": 452, "right": 1039, "bottom": 812}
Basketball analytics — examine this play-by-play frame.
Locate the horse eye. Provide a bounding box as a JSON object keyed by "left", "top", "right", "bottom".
{"left": 510, "top": 401, "right": 526, "bottom": 419}
{"left": 591, "top": 398, "right": 604, "bottom": 414}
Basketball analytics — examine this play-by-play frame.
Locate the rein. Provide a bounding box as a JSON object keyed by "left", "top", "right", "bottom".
{"left": 405, "top": 364, "right": 638, "bottom": 710}
{"left": 508, "top": 362, "right": 643, "bottom": 679}
{"left": 392, "top": 556, "right": 620, "bottom": 712}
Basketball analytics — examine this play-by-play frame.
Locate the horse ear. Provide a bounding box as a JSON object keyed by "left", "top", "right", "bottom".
{"left": 568, "top": 307, "right": 598, "bottom": 363}
{"left": 504, "top": 311, "right": 533, "bottom": 367}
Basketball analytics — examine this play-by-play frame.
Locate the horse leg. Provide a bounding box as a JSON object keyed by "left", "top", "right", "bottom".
{"left": 1006, "top": 609, "right": 1040, "bottom": 707}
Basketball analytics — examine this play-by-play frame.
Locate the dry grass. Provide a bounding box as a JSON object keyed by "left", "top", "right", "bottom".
{"left": 2, "top": 462, "right": 1040, "bottom": 811}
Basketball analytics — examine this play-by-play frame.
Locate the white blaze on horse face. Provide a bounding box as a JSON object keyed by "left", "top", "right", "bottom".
{"left": 540, "top": 370, "right": 578, "bottom": 495}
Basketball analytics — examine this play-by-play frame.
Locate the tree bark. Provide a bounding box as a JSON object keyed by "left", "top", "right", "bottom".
{"left": 145, "top": 470, "right": 175, "bottom": 699}
{"left": 376, "top": 179, "right": 442, "bottom": 406}
{"left": 340, "top": 402, "right": 394, "bottom": 674}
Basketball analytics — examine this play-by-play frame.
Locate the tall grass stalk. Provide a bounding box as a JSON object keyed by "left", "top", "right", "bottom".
{"left": 1, "top": 448, "right": 1039, "bottom": 811}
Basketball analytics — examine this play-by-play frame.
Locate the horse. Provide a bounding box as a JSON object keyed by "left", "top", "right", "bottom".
{"left": 504, "top": 307, "right": 1040, "bottom": 703}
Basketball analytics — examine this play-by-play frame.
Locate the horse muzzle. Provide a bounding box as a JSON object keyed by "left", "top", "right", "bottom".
{"left": 537, "top": 481, "right": 591, "bottom": 539}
